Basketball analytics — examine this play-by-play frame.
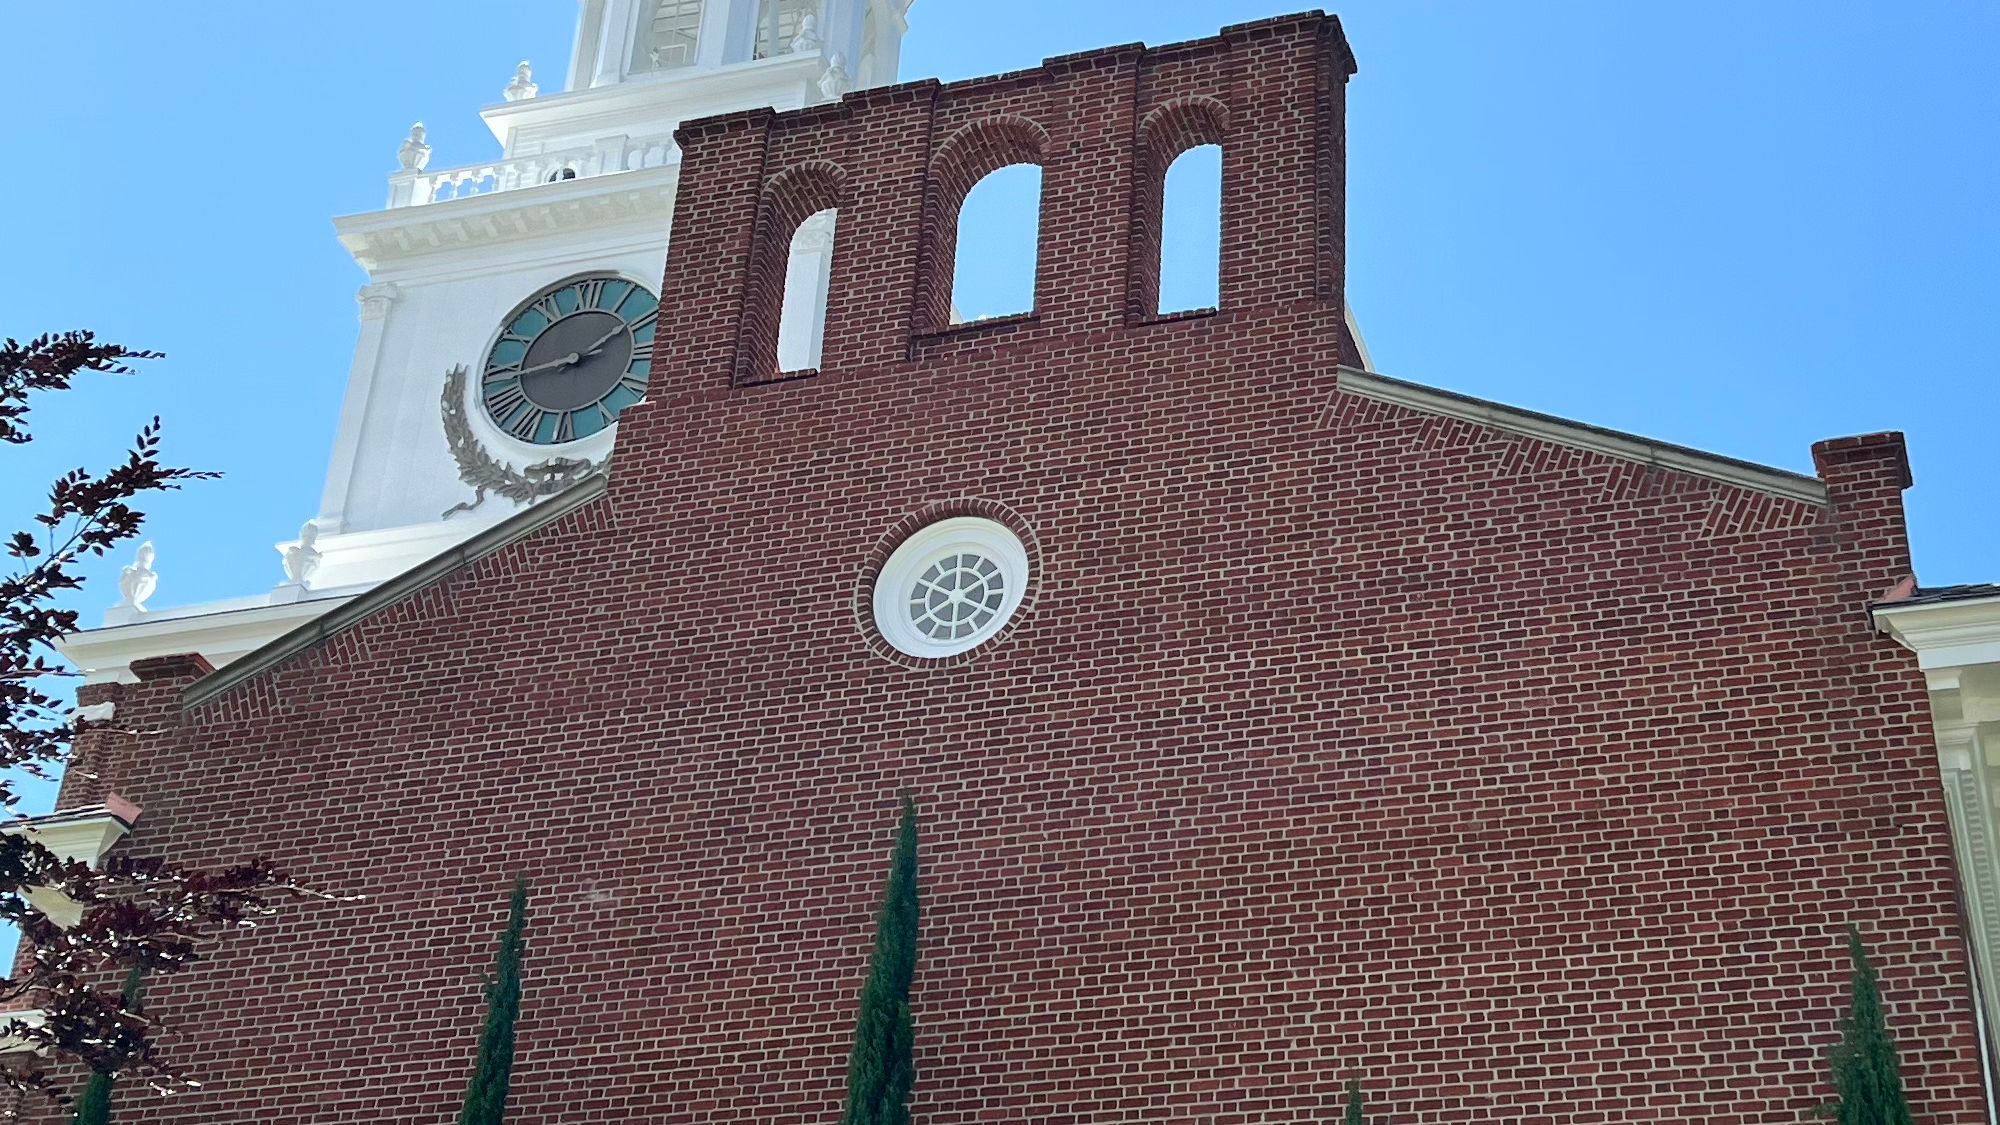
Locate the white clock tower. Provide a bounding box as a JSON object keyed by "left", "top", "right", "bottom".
{"left": 58, "top": 0, "right": 914, "bottom": 682}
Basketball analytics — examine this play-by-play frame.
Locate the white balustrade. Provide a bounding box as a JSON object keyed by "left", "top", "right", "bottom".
{"left": 385, "top": 137, "right": 679, "bottom": 208}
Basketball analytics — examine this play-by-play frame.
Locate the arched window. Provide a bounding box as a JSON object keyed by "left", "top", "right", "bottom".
{"left": 1156, "top": 144, "right": 1220, "bottom": 313}
{"left": 916, "top": 116, "right": 1048, "bottom": 333}
{"left": 1131, "top": 96, "right": 1229, "bottom": 320}
{"left": 776, "top": 209, "right": 837, "bottom": 372}
{"left": 737, "top": 162, "right": 844, "bottom": 384}
{"left": 950, "top": 164, "right": 1041, "bottom": 323}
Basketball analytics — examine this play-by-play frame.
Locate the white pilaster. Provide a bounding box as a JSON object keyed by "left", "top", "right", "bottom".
{"left": 316, "top": 282, "right": 401, "bottom": 534}
{"left": 705, "top": 0, "right": 763, "bottom": 66}
{"left": 858, "top": 0, "right": 908, "bottom": 89}
{"left": 594, "top": 0, "right": 641, "bottom": 86}
{"left": 591, "top": 135, "right": 631, "bottom": 176}
{"left": 1942, "top": 725, "right": 2000, "bottom": 1063}
{"left": 569, "top": 0, "right": 607, "bottom": 91}
{"left": 820, "top": 0, "right": 866, "bottom": 73}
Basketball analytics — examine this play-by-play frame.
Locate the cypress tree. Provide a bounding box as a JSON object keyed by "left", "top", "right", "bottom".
{"left": 67, "top": 967, "right": 144, "bottom": 1125}
{"left": 1342, "top": 1076, "right": 1363, "bottom": 1125}
{"left": 841, "top": 793, "right": 919, "bottom": 1125}
{"left": 457, "top": 876, "right": 528, "bottom": 1125}
{"left": 1821, "top": 924, "right": 1915, "bottom": 1125}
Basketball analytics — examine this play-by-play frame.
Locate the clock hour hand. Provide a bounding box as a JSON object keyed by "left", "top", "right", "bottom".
{"left": 505, "top": 351, "right": 581, "bottom": 379}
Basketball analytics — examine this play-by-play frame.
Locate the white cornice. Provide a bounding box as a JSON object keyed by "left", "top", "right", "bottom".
{"left": 0, "top": 1010, "right": 45, "bottom": 1055}
{"left": 3, "top": 801, "right": 140, "bottom": 929}
{"left": 2, "top": 803, "right": 137, "bottom": 869}
{"left": 57, "top": 491, "right": 527, "bottom": 684}
{"left": 1875, "top": 596, "right": 2000, "bottom": 670}
{"left": 1334, "top": 367, "right": 1830, "bottom": 506}
{"left": 55, "top": 596, "right": 356, "bottom": 685}
{"left": 334, "top": 166, "right": 678, "bottom": 273}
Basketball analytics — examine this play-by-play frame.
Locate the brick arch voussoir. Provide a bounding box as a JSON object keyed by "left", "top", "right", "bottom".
{"left": 736, "top": 160, "right": 848, "bottom": 384}
{"left": 927, "top": 116, "right": 1050, "bottom": 203}
{"left": 1138, "top": 95, "right": 1231, "bottom": 173}
{"left": 760, "top": 159, "right": 847, "bottom": 234}
{"left": 915, "top": 116, "right": 1051, "bottom": 332}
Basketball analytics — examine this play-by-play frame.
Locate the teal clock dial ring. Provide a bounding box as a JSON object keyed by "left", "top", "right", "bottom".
{"left": 481, "top": 275, "right": 659, "bottom": 445}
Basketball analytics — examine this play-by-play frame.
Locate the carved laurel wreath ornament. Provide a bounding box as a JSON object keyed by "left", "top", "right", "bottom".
{"left": 439, "top": 364, "right": 600, "bottom": 518}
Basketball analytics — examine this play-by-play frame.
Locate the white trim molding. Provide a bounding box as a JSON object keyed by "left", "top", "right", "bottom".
{"left": 56, "top": 595, "right": 357, "bottom": 685}
{"left": 184, "top": 474, "right": 609, "bottom": 708}
{"left": 0, "top": 1010, "right": 47, "bottom": 1056}
{"left": 2, "top": 798, "right": 141, "bottom": 928}
{"left": 1874, "top": 588, "right": 2000, "bottom": 1093}
{"left": 2, "top": 799, "right": 139, "bottom": 869}
{"left": 1874, "top": 594, "right": 2000, "bottom": 671}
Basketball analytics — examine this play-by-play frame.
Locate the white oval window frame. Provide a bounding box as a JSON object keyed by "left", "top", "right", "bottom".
{"left": 872, "top": 516, "right": 1030, "bottom": 659}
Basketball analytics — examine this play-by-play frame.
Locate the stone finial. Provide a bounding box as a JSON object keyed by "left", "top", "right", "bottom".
{"left": 281, "top": 521, "right": 323, "bottom": 588}
{"left": 397, "top": 122, "right": 431, "bottom": 172}
{"left": 504, "top": 60, "right": 538, "bottom": 102}
{"left": 817, "top": 53, "right": 851, "bottom": 102}
{"left": 113, "top": 542, "right": 157, "bottom": 614}
{"left": 790, "top": 11, "right": 823, "bottom": 54}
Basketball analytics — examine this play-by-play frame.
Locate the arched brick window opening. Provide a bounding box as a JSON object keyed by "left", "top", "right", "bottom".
{"left": 776, "top": 208, "right": 837, "bottom": 372}
{"left": 1157, "top": 145, "right": 1221, "bottom": 313}
{"left": 737, "top": 161, "right": 844, "bottom": 384}
{"left": 952, "top": 165, "right": 1041, "bottom": 323}
{"left": 1130, "top": 96, "right": 1229, "bottom": 320}
{"left": 915, "top": 116, "right": 1049, "bottom": 333}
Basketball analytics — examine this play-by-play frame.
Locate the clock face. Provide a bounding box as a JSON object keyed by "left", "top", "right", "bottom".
{"left": 481, "top": 275, "right": 659, "bottom": 445}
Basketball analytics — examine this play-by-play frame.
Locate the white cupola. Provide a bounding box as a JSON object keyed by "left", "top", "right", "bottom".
{"left": 54, "top": 1, "right": 916, "bottom": 686}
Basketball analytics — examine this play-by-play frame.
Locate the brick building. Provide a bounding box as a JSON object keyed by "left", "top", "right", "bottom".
{"left": 30, "top": 5, "right": 2000, "bottom": 1122}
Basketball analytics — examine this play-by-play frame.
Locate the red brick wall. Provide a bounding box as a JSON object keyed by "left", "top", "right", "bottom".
{"left": 48, "top": 12, "right": 1986, "bottom": 1123}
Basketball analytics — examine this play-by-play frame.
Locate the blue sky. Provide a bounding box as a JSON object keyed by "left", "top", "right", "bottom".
{"left": 2, "top": 2, "right": 1995, "bottom": 812}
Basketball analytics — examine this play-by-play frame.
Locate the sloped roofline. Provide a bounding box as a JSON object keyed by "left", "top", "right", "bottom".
{"left": 181, "top": 474, "right": 610, "bottom": 710}
{"left": 1336, "top": 367, "right": 1829, "bottom": 506}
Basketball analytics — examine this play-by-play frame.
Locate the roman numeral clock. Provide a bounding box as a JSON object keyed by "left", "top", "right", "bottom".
{"left": 440, "top": 274, "right": 659, "bottom": 517}
{"left": 484, "top": 275, "right": 658, "bottom": 443}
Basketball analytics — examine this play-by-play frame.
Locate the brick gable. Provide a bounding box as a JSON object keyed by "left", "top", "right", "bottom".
{"left": 47, "top": 13, "right": 1982, "bottom": 1123}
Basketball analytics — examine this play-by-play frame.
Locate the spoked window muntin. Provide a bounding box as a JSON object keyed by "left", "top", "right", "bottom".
{"left": 872, "top": 517, "right": 1030, "bottom": 658}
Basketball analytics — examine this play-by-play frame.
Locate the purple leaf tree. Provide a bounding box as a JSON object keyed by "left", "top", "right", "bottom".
{"left": 0, "top": 333, "right": 328, "bottom": 1108}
